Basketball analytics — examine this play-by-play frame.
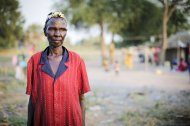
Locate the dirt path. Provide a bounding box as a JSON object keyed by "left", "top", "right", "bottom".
{"left": 85, "top": 62, "right": 190, "bottom": 126}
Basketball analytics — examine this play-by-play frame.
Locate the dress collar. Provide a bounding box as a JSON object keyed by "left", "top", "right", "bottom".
{"left": 40, "top": 46, "right": 69, "bottom": 64}
{"left": 39, "top": 46, "right": 69, "bottom": 80}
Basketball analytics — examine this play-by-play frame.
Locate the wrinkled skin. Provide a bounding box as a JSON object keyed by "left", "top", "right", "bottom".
{"left": 45, "top": 18, "right": 67, "bottom": 48}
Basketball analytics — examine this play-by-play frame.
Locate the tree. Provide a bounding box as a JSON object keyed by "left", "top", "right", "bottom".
{"left": 55, "top": 0, "right": 120, "bottom": 64}
{"left": 55, "top": 0, "right": 190, "bottom": 64}
{"left": 168, "top": 9, "right": 190, "bottom": 34}
{"left": 24, "top": 24, "right": 44, "bottom": 46}
{"left": 117, "top": 0, "right": 162, "bottom": 46}
{"left": 0, "top": 0, "right": 24, "bottom": 48}
{"left": 158, "top": 0, "right": 190, "bottom": 64}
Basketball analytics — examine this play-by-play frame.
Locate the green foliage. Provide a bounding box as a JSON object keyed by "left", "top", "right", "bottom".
{"left": 24, "top": 24, "right": 45, "bottom": 50}
{"left": 157, "top": 0, "right": 190, "bottom": 34}
{"left": 77, "top": 36, "right": 101, "bottom": 48}
{"left": 26, "top": 24, "right": 42, "bottom": 33}
{"left": 9, "top": 117, "right": 27, "bottom": 126}
{"left": 55, "top": 0, "right": 190, "bottom": 46}
{"left": 168, "top": 10, "right": 190, "bottom": 34}
{"left": 56, "top": 0, "right": 114, "bottom": 28}
{"left": 0, "top": 0, "right": 24, "bottom": 48}
{"left": 119, "top": 0, "right": 162, "bottom": 46}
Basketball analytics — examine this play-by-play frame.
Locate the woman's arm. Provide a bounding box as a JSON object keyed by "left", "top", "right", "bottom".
{"left": 27, "top": 96, "right": 34, "bottom": 126}
{"left": 80, "top": 95, "right": 86, "bottom": 126}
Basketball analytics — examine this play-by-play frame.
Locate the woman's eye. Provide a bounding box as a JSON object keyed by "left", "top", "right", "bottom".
{"left": 60, "top": 28, "right": 66, "bottom": 32}
{"left": 48, "top": 28, "right": 55, "bottom": 32}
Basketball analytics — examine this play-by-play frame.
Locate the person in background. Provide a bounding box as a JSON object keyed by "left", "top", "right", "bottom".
{"left": 187, "top": 44, "right": 190, "bottom": 82}
{"left": 103, "top": 57, "right": 109, "bottom": 72}
{"left": 114, "top": 60, "right": 120, "bottom": 75}
{"left": 125, "top": 50, "right": 133, "bottom": 69}
{"left": 109, "top": 42, "right": 115, "bottom": 64}
{"left": 170, "top": 57, "right": 178, "bottom": 71}
{"left": 177, "top": 57, "right": 187, "bottom": 72}
{"left": 153, "top": 48, "right": 160, "bottom": 66}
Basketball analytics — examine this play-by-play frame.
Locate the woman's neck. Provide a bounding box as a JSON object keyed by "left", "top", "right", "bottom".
{"left": 49, "top": 46, "right": 63, "bottom": 57}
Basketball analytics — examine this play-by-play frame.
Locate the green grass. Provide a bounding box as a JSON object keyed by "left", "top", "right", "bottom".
{"left": 0, "top": 117, "right": 27, "bottom": 126}
{"left": 0, "top": 56, "right": 12, "bottom": 63}
{"left": 121, "top": 101, "right": 190, "bottom": 126}
{"left": 0, "top": 45, "right": 101, "bottom": 62}
{"left": 0, "top": 75, "right": 27, "bottom": 126}
{"left": 67, "top": 45, "right": 100, "bottom": 61}
{"left": 9, "top": 117, "right": 27, "bottom": 126}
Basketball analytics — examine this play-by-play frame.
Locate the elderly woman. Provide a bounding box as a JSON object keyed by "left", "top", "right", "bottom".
{"left": 26, "top": 11, "right": 90, "bottom": 126}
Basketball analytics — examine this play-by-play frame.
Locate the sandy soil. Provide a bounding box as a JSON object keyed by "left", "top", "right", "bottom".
{"left": 85, "top": 61, "right": 190, "bottom": 126}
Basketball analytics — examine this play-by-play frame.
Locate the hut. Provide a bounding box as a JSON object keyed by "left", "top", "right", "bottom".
{"left": 166, "top": 31, "right": 190, "bottom": 63}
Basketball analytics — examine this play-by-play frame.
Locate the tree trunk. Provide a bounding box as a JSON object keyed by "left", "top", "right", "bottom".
{"left": 111, "top": 33, "right": 114, "bottom": 43}
{"left": 161, "top": 3, "right": 168, "bottom": 65}
{"left": 99, "top": 21, "right": 106, "bottom": 66}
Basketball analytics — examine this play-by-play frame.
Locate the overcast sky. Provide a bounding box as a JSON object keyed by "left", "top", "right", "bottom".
{"left": 19, "top": 0, "right": 102, "bottom": 44}
{"left": 19, "top": 0, "right": 113, "bottom": 44}
{"left": 19, "top": 0, "right": 55, "bottom": 28}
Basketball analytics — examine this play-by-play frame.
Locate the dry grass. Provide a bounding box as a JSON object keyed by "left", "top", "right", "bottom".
{"left": 121, "top": 99, "right": 190, "bottom": 126}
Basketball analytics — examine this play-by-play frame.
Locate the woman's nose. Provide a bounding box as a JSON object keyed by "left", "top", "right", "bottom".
{"left": 54, "top": 30, "right": 61, "bottom": 36}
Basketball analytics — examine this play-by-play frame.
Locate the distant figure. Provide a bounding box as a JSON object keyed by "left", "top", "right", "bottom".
{"left": 148, "top": 47, "right": 154, "bottom": 65}
{"left": 12, "top": 55, "right": 18, "bottom": 66}
{"left": 12, "top": 54, "right": 20, "bottom": 80}
{"left": 187, "top": 44, "right": 190, "bottom": 81}
{"left": 187, "top": 57, "right": 190, "bottom": 81}
{"left": 19, "top": 52, "right": 27, "bottom": 75}
{"left": 121, "top": 48, "right": 127, "bottom": 65}
{"left": 153, "top": 50, "right": 160, "bottom": 66}
{"left": 109, "top": 42, "right": 115, "bottom": 64}
{"left": 138, "top": 53, "right": 145, "bottom": 63}
{"left": 13, "top": 53, "right": 26, "bottom": 81}
{"left": 103, "top": 57, "right": 109, "bottom": 72}
{"left": 170, "top": 57, "right": 178, "bottom": 71}
{"left": 114, "top": 60, "right": 120, "bottom": 75}
{"left": 148, "top": 55, "right": 152, "bottom": 64}
{"left": 125, "top": 51, "right": 133, "bottom": 69}
{"left": 177, "top": 58, "right": 187, "bottom": 71}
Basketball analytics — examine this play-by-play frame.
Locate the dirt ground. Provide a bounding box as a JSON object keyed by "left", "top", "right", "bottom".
{"left": 85, "top": 61, "right": 190, "bottom": 126}
{"left": 0, "top": 55, "right": 190, "bottom": 126}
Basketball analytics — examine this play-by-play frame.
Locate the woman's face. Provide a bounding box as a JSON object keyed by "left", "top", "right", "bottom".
{"left": 45, "top": 18, "right": 67, "bottom": 48}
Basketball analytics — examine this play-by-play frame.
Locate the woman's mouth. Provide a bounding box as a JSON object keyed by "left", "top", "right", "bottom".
{"left": 52, "top": 39, "right": 62, "bottom": 42}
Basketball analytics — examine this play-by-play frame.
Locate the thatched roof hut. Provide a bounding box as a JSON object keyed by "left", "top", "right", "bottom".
{"left": 166, "top": 31, "right": 190, "bottom": 62}
{"left": 168, "top": 31, "right": 190, "bottom": 49}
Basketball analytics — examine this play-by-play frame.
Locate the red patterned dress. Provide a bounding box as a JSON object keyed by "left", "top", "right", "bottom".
{"left": 26, "top": 47, "right": 90, "bottom": 126}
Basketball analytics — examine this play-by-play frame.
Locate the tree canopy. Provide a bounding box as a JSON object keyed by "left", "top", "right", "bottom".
{"left": 118, "top": 0, "right": 163, "bottom": 45}
{"left": 55, "top": 0, "right": 190, "bottom": 47}
{"left": 0, "top": 0, "right": 24, "bottom": 48}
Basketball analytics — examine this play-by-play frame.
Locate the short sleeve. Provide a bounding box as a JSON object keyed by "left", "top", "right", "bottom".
{"left": 78, "top": 59, "right": 91, "bottom": 95}
{"left": 26, "top": 58, "right": 33, "bottom": 95}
